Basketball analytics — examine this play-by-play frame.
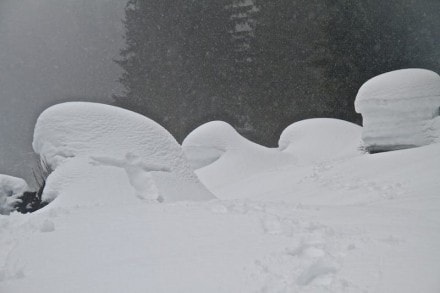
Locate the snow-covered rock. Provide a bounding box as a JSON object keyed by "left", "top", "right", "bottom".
{"left": 3, "top": 118, "right": 440, "bottom": 293}
{"left": 32, "top": 102, "right": 214, "bottom": 207}
{"left": 0, "top": 175, "right": 29, "bottom": 215}
{"left": 279, "top": 118, "right": 362, "bottom": 164}
{"left": 183, "top": 121, "right": 295, "bottom": 196}
{"left": 184, "top": 120, "right": 362, "bottom": 198}
{"left": 355, "top": 69, "right": 440, "bottom": 152}
{"left": 182, "top": 121, "right": 250, "bottom": 170}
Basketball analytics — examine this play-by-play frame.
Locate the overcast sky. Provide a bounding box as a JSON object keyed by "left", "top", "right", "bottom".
{"left": 0, "top": 0, "right": 126, "bottom": 185}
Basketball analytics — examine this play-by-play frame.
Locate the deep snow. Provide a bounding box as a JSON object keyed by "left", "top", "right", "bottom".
{"left": 33, "top": 102, "right": 213, "bottom": 206}
{"left": 0, "top": 175, "right": 29, "bottom": 215}
{"left": 355, "top": 69, "right": 440, "bottom": 152}
{"left": 182, "top": 121, "right": 298, "bottom": 193}
{"left": 279, "top": 118, "right": 362, "bottom": 164}
{"left": 1, "top": 113, "right": 439, "bottom": 292}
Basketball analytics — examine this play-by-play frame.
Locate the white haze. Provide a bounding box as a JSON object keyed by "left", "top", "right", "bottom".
{"left": 0, "top": 0, "right": 125, "bottom": 185}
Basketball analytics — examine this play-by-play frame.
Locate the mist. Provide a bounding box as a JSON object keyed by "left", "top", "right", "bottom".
{"left": 0, "top": 0, "right": 125, "bottom": 185}
{"left": 1, "top": 0, "right": 439, "bottom": 187}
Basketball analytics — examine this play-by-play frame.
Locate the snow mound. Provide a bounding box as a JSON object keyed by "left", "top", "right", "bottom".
{"left": 355, "top": 69, "right": 440, "bottom": 152}
{"left": 0, "top": 175, "right": 29, "bottom": 215}
{"left": 279, "top": 118, "right": 362, "bottom": 164}
{"left": 3, "top": 118, "right": 440, "bottom": 293}
{"left": 33, "top": 102, "right": 214, "bottom": 206}
{"left": 182, "top": 121, "right": 249, "bottom": 169}
{"left": 183, "top": 121, "right": 295, "bottom": 196}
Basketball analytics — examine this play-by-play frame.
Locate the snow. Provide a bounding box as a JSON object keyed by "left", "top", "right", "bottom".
{"left": 184, "top": 119, "right": 362, "bottom": 198}
{"left": 90, "top": 153, "right": 170, "bottom": 202}
{"left": 0, "top": 175, "right": 28, "bottom": 215}
{"left": 183, "top": 121, "right": 296, "bottom": 196}
{"left": 1, "top": 109, "right": 440, "bottom": 292}
{"left": 279, "top": 118, "right": 363, "bottom": 164}
{"left": 32, "top": 102, "right": 214, "bottom": 206}
{"left": 355, "top": 69, "right": 440, "bottom": 152}
{"left": 182, "top": 121, "right": 242, "bottom": 170}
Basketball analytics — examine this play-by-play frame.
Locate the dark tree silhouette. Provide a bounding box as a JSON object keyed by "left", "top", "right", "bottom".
{"left": 115, "top": 0, "right": 440, "bottom": 145}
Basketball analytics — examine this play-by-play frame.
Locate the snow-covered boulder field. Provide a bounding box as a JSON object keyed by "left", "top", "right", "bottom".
{"left": 32, "top": 102, "right": 214, "bottom": 207}
{"left": 1, "top": 114, "right": 440, "bottom": 293}
{"left": 0, "top": 175, "right": 29, "bottom": 215}
{"left": 183, "top": 119, "right": 362, "bottom": 198}
{"left": 279, "top": 118, "right": 362, "bottom": 164}
{"left": 355, "top": 68, "right": 440, "bottom": 152}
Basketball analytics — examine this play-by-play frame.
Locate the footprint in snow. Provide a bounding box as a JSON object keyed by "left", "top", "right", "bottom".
{"left": 287, "top": 243, "right": 326, "bottom": 258}
{"left": 261, "top": 216, "right": 284, "bottom": 235}
{"left": 297, "top": 259, "right": 339, "bottom": 286}
{"left": 210, "top": 204, "right": 229, "bottom": 214}
{"left": 39, "top": 219, "right": 55, "bottom": 233}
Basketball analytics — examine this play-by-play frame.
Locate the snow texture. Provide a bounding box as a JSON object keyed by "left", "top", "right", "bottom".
{"left": 185, "top": 120, "right": 362, "bottom": 198}
{"left": 182, "top": 121, "right": 250, "bottom": 169}
{"left": 279, "top": 118, "right": 362, "bottom": 164}
{"left": 355, "top": 69, "right": 440, "bottom": 152}
{"left": 32, "top": 102, "right": 214, "bottom": 206}
{"left": 1, "top": 117, "right": 440, "bottom": 293}
{"left": 0, "top": 175, "right": 28, "bottom": 215}
{"left": 183, "top": 121, "right": 296, "bottom": 194}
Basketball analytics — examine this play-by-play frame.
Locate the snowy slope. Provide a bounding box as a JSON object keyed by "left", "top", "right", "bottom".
{"left": 1, "top": 117, "right": 439, "bottom": 293}
{"left": 183, "top": 121, "right": 297, "bottom": 194}
{"left": 188, "top": 119, "right": 362, "bottom": 199}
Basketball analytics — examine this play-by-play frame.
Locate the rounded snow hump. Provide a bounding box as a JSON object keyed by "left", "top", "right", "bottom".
{"left": 182, "top": 121, "right": 250, "bottom": 169}
{"left": 355, "top": 69, "right": 440, "bottom": 106}
{"left": 0, "top": 175, "right": 29, "bottom": 215}
{"left": 354, "top": 69, "right": 440, "bottom": 152}
{"left": 279, "top": 118, "right": 362, "bottom": 164}
{"left": 33, "top": 102, "right": 214, "bottom": 207}
{"left": 182, "top": 121, "right": 297, "bottom": 195}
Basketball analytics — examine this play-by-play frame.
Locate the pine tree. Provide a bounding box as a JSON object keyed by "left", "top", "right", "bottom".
{"left": 115, "top": 0, "right": 257, "bottom": 141}
{"left": 323, "top": 0, "right": 411, "bottom": 122}
{"left": 249, "top": 0, "right": 329, "bottom": 145}
{"left": 180, "top": 0, "right": 240, "bottom": 131}
{"left": 115, "top": 0, "right": 190, "bottom": 139}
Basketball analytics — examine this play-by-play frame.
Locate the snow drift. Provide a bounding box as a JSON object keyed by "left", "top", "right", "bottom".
{"left": 185, "top": 120, "right": 362, "bottom": 198}
{"left": 0, "top": 175, "right": 29, "bottom": 215}
{"left": 32, "top": 102, "right": 214, "bottom": 206}
{"left": 1, "top": 112, "right": 440, "bottom": 293}
{"left": 183, "top": 121, "right": 296, "bottom": 196}
{"left": 182, "top": 120, "right": 253, "bottom": 170}
{"left": 279, "top": 118, "right": 362, "bottom": 164}
{"left": 355, "top": 68, "right": 440, "bottom": 152}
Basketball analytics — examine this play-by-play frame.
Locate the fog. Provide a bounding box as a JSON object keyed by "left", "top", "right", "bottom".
{"left": 0, "top": 0, "right": 125, "bottom": 185}
{"left": 0, "top": 0, "right": 439, "bottom": 187}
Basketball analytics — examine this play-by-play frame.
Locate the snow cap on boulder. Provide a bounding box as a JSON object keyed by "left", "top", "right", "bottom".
{"left": 0, "top": 175, "right": 29, "bottom": 215}
{"left": 355, "top": 69, "right": 440, "bottom": 104}
{"left": 279, "top": 118, "right": 362, "bottom": 164}
{"left": 33, "top": 102, "right": 214, "bottom": 207}
{"left": 182, "top": 121, "right": 296, "bottom": 195}
{"left": 355, "top": 69, "right": 440, "bottom": 152}
{"left": 182, "top": 121, "right": 249, "bottom": 169}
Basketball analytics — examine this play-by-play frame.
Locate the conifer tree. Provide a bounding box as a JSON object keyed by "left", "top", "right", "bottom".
{"left": 323, "top": 0, "right": 410, "bottom": 122}
{"left": 249, "top": 0, "right": 329, "bottom": 144}
{"left": 115, "top": 0, "right": 254, "bottom": 141}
